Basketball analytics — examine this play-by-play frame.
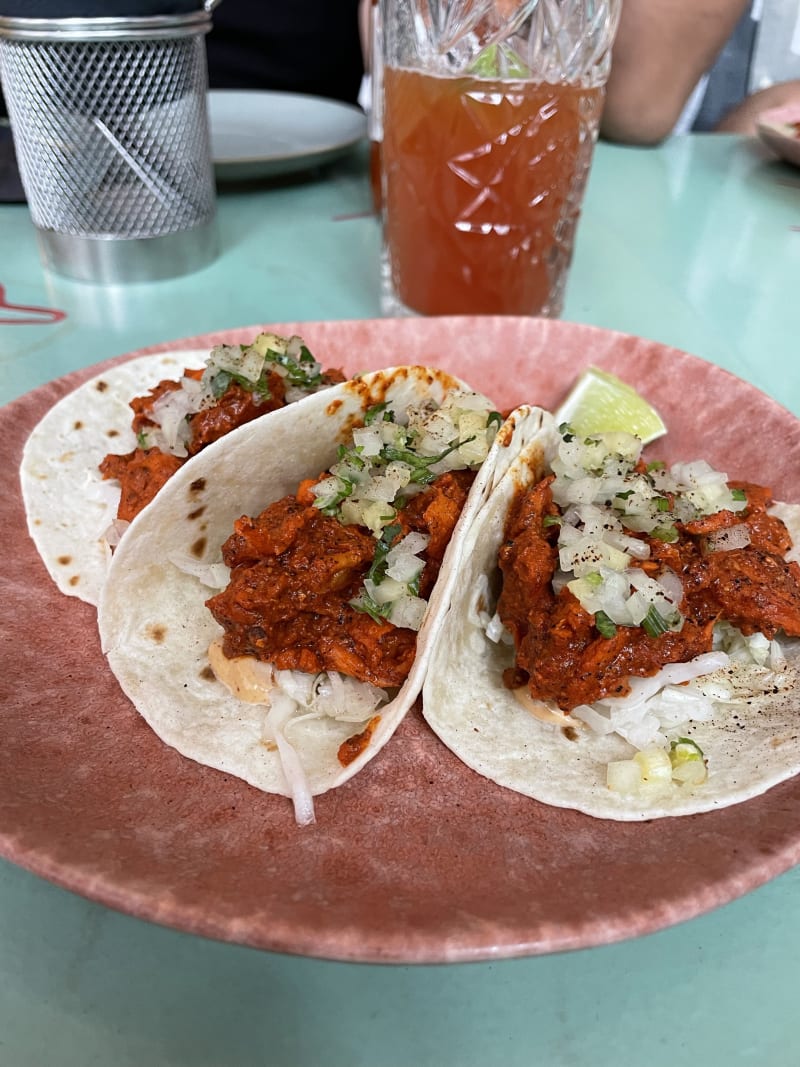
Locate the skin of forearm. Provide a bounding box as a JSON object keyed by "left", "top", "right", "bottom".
{"left": 600, "top": 0, "right": 750, "bottom": 144}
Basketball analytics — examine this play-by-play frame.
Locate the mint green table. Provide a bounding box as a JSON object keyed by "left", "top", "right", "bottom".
{"left": 1, "top": 134, "right": 799, "bottom": 1066}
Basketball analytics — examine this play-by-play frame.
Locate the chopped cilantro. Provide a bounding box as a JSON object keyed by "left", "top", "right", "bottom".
{"left": 364, "top": 402, "right": 393, "bottom": 425}
{"left": 381, "top": 436, "right": 473, "bottom": 485}
{"left": 365, "top": 523, "right": 402, "bottom": 586}
{"left": 269, "top": 347, "right": 324, "bottom": 389}
{"left": 210, "top": 367, "right": 273, "bottom": 400}
{"left": 594, "top": 610, "right": 617, "bottom": 638}
{"left": 350, "top": 590, "right": 392, "bottom": 623}
{"left": 651, "top": 525, "right": 678, "bottom": 543}
{"left": 641, "top": 604, "right": 677, "bottom": 638}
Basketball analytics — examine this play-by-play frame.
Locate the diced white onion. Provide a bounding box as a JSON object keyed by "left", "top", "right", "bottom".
{"left": 352, "top": 426, "right": 384, "bottom": 456}
{"left": 634, "top": 746, "right": 673, "bottom": 783}
{"left": 386, "top": 532, "right": 429, "bottom": 583}
{"left": 607, "top": 758, "right": 644, "bottom": 794}
{"left": 485, "top": 611, "right": 509, "bottom": 644}
{"left": 388, "top": 594, "right": 428, "bottom": 631}
{"left": 150, "top": 388, "right": 195, "bottom": 456}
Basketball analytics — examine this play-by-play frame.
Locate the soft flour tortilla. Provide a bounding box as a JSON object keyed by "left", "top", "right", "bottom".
{"left": 98, "top": 367, "right": 532, "bottom": 803}
{"left": 423, "top": 413, "right": 800, "bottom": 820}
{"left": 20, "top": 350, "right": 208, "bottom": 606}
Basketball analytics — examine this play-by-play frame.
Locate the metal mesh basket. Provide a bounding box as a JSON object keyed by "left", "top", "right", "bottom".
{"left": 0, "top": 10, "right": 217, "bottom": 280}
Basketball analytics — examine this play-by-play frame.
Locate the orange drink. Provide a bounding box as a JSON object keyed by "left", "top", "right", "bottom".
{"left": 381, "top": 65, "right": 604, "bottom": 317}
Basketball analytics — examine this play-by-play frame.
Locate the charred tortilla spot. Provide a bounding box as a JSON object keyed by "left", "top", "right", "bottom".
{"left": 145, "top": 623, "right": 167, "bottom": 644}
{"left": 191, "top": 536, "right": 207, "bottom": 558}
{"left": 73, "top": 420, "right": 84, "bottom": 430}
{"left": 95, "top": 380, "right": 108, "bottom": 392}
{"left": 187, "top": 506, "right": 206, "bottom": 521}
{"left": 326, "top": 398, "right": 343, "bottom": 416}
{"left": 57, "top": 555, "right": 72, "bottom": 565}
{"left": 562, "top": 725, "right": 579, "bottom": 742}
{"left": 68, "top": 575, "right": 80, "bottom": 587}
{"left": 199, "top": 665, "right": 216, "bottom": 681}
{"left": 189, "top": 478, "right": 206, "bottom": 495}
{"left": 497, "top": 418, "right": 517, "bottom": 446}
{"left": 106, "top": 428, "right": 120, "bottom": 438}
{"left": 261, "top": 739, "right": 278, "bottom": 752}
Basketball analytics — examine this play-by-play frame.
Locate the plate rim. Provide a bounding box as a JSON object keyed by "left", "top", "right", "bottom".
{"left": 207, "top": 87, "right": 367, "bottom": 172}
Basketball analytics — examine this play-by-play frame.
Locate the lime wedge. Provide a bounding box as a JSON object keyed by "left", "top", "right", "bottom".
{"left": 555, "top": 366, "right": 667, "bottom": 445}
{"left": 469, "top": 43, "right": 530, "bottom": 78}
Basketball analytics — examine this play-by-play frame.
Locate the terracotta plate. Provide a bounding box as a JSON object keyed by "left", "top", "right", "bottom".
{"left": 2, "top": 317, "right": 800, "bottom": 964}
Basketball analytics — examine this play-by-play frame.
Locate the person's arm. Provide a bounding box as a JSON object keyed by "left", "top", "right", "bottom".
{"left": 601, "top": 0, "right": 750, "bottom": 145}
{"left": 715, "top": 79, "right": 800, "bottom": 133}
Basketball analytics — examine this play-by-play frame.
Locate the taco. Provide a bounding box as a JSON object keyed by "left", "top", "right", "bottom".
{"left": 20, "top": 331, "right": 343, "bottom": 606}
{"left": 98, "top": 366, "right": 530, "bottom": 824}
{"left": 423, "top": 411, "right": 800, "bottom": 819}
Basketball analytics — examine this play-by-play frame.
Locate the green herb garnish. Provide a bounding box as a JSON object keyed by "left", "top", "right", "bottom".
{"left": 365, "top": 523, "right": 402, "bottom": 586}
{"left": 350, "top": 590, "right": 392, "bottom": 623}
{"left": 641, "top": 604, "right": 677, "bottom": 638}
{"left": 210, "top": 367, "right": 273, "bottom": 400}
{"left": 650, "top": 525, "right": 679, "bottom": 543}
{"left": 595, "top": 610, "right": 617, "bottom": 638}
{"left": 669, "top": 737, "right": 704, "bottom": 763}
{"left": 364, "top": 402, "right": 393, "bottom": 425}
{"left": 381, "top": 436, "right": 474, "bottom": 485}
{"left": 270, "top": 345, "right": 324, "bottom": 389}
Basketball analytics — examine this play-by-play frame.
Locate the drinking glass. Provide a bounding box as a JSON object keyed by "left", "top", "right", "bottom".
{"left": 379, "top": 0, "right": 621, "bottom": 318}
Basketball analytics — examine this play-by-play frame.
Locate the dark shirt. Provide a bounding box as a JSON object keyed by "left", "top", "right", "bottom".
{"left": 205, "top": 0, "right": 365, "bottom": 106}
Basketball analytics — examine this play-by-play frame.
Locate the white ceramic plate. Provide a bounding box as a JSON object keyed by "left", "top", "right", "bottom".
{"left": 756, "top": 104, "right": 800, "bottom": 168}
{"left": 208, "top": 89, "right": 367, "bottom": 181}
